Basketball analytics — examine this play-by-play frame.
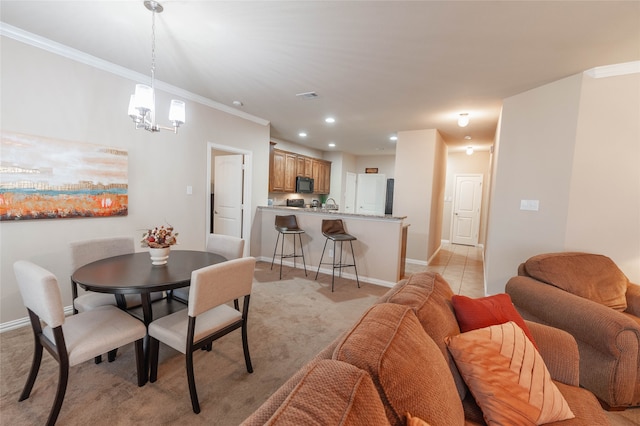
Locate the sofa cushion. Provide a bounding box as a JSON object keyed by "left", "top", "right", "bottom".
{"left": 451, "top": 293, "right": 538, "bottom": 349}
{"left": 446, "top": 321, "right": 574, "bottom": 425}
{"left": 381, "top": 272, "right": 467, "bottom": 400}
{"left": 524, "top": 252, "right": 629, "bottom": 311}
{"left": 264, "top": 359, "right": 389, "bottom": 426}
{"left": 333, "top": 302, "right": 465, "bottom": 426}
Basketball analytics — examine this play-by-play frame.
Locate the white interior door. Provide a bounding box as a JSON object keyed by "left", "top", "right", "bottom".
{"left": 356, "top": 173, "right": 386, "bottom": 215}
{"left": 213, "top": 155, "right": 243, "bottom": 238}
{"left": 451, "top": 174, "right": 482, "bottom": 246}
{"left": 344, "top": 172, "right": 357, "bottom": 213}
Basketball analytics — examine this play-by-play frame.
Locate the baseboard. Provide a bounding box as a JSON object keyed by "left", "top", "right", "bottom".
{"left": 1, "top": 305, "right": 74, "bottom": 333}
{"left": 405, "top": 258, "right": 428, "bottom": 267}
{"left": 256, "top": 256, "right": 396, "bottom": 288}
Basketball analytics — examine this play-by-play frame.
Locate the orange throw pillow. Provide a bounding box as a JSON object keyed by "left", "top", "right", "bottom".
{"left": 451, "top": 293, "right": 538, "bottom": 349}
{"left": 445, "top": 321, "right": 574, "bottom": 425}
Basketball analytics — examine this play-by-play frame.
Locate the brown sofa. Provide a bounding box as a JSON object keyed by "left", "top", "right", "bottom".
{"left": 506, "top": 252, "right": 640, "bottom": 410}
{"left": 242, "top": 271, "right": 610, "bottom": 425}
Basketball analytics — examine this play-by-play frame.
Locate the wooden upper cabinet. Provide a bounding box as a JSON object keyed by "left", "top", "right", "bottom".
{"left": 283, "top": 152, "right": 297, "bottom": 193}
{"left": 269, "top": 149, "right": 286, "bottom": 192}
{"left": 269, "top": 145, "right": 331, "bottom": 194}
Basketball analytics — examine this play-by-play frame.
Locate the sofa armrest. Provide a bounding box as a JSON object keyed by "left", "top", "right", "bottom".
{"left": 625, "top": 282, "right": 640, "bottom": 317}
{"left": 525, "top": 321, "right": 579, "bottom": 386}
{"left": 506, "top": 276, "right": 640, "bottom": 357}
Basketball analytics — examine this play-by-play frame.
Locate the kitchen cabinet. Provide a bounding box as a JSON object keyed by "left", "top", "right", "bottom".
{"left": 269, "top": 145, "right": 331, "bottom": 194}
{"left": 312, "top": 159, "right": 331, "bottom": 194}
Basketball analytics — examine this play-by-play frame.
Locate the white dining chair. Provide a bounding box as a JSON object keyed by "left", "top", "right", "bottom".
{"left": 14, "top": 260, "right": 146, "bottom": 426}
{"left": 148, "top": 256, "right": 256, "bottom": 414}
{"left": 70, "top": 237, "right": 165, "bottom": 315}
{"left": 172, "top": 233, "right": 245, "bottom": 303}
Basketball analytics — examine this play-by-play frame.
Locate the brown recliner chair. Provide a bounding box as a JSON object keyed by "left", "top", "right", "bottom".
{"left": 506, "top": 252, "right": 640, "bottom": 410}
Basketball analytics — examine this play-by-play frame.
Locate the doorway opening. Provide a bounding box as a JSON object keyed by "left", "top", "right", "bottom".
{"left": 206, "top": 142, "right": 252, "bottom": 256}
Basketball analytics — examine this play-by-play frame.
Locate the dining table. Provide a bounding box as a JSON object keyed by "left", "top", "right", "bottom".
{"left": 71, "top": 249, "right": 227, "bottom": 383}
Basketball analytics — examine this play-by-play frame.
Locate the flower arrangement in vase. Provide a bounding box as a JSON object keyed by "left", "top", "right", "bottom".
{"left": 141, "top": 225, "right": 178, "bottom": 265}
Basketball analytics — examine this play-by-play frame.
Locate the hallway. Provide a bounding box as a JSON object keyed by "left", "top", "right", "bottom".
{"left": 405, "top": 243, "right": 485, "bottom": 298}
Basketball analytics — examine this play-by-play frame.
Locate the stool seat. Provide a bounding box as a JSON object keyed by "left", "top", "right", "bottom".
{"left": 271, "top": 215, "right": 307, "bottom": 279}
{"left": 315, "top": 219, "right": 360, "bottom": 292}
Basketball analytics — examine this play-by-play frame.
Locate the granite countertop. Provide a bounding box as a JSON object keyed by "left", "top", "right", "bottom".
{"left": 258, "top": 205, "right": 406, "bottom": 220}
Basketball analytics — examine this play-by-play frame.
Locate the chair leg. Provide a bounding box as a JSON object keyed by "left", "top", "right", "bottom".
{"left": 107, "top": 348, "right": 118, "bottom": 362}
{"left": 279, "top": 232, "right": 285, "bottom": 279}
{"left": 149, "top": 338, "right": 159, "bottom": 383}
{"left": 297, "top": 233, "right": 307, "bottom": 276}
{"left": 48, "top": 353, "right": 70, "bottom": 426}
{"left": 134, "top": 339, "right": 146, "bottom": 387}
{"left": 270, "top": 232, "right": 281, "bottom": 271}
{"left": 315, "top": 238, "right": 329, "bottom": 280}
{"left": 186, "top": 351, "right": 201, "bottom": 414}
{"left": 94, "top": 355, "right": 103, "bottom": 364}
{"left": 350, "top": 240, "right": 360, "bottom": 288}
{"left": 242, "top": 321, "right": 253, "bottom": 374}
{"left": 234, "top": 298, "right": 240, "bottom": 311}
{"left": 331, "top": 240, "right": 339, "bottom": 292}
{"left": 19, "top": 338, "right": 43, "bottom": 402}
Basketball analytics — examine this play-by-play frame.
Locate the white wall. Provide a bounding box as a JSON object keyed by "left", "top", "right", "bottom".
{"left": 0, "top": 37, "right": 270, "bottom": 325}
{"left": 394, "top": 129, "right": 446, "bottom": 263}
{"left": 354, "top": 155, "right": 396, "bottom": 178}
{"left": 485, "top": 70, "right": 640, "bottom": 294}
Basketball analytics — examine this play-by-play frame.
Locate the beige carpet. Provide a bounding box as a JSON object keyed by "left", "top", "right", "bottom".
{"left": 2, "top": 261, "right": 638, "bottom": 425}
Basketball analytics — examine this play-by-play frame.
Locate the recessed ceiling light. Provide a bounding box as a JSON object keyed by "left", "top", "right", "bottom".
{"left": 458, "top": 113, "right": 470, "bottom": 127}
{"left": 464, "top": 136, "right": 471, "bottom": 140}
{"left": 325, "top": 117, "right": 335, "bottom": 124}
{"left": 390, "top": 135, "right": 398, "bottom": 141}
{"left": 232, "top": 100, "right": 243, "bottom": 107}
{"left": 328, "top": 143, "right": 336, "bottom": 147}
{"left": 299, "top": 132, "right": 307, "bottom": 137}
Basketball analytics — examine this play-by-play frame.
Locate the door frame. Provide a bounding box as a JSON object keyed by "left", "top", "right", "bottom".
{"left": 206, "top": 141, "right": 253, "bottom": 256}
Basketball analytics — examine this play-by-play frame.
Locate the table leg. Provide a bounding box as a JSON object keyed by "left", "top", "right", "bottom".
{"left": 140, "top": 292, "right": 153, "bottom": 384}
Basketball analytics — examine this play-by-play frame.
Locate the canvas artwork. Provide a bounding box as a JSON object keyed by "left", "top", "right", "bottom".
{"left": 0, "top": 131, "right": 128, "bottom": 221}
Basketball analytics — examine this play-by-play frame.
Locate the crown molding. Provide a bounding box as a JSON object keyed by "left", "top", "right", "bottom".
{"left": 584, "top": 61, "right": 640, "bottom": 79}
{"left": 0, "top": 22, "right": 269, "bottom": 126}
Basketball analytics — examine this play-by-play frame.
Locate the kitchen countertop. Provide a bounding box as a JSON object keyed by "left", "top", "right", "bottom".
{"left": 258, "top": 205, "right": 406, "bottom": 221}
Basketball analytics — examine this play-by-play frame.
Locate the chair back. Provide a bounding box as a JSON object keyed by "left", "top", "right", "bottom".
{"left": 70, "top": 236, "right": 135, "bottom": 270}
{"left": 14, "top": 260, "right": 65, "bottom": 328}
{"left": 322, "top": 219, "right": 347, "bottom": 236}
{"left": 206, "top": 234, "right": 245, "bottom": 260}
{"left": 188, "top": 257, "right": 256, "bottom": 317}
{"left": 275, "top": 215, "right": 300, "bottom": 231}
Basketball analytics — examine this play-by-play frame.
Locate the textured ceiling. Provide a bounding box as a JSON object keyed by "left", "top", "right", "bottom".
{"left": 2, "top": 1, "right": 639, "bottom": 155}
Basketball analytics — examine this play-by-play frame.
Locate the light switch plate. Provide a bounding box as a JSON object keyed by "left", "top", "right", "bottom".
{"left": 520, "top": 199, "right": 539, "bottom": 211}
{"left": 186, "top": 185, "right": 193, "bottom": 195}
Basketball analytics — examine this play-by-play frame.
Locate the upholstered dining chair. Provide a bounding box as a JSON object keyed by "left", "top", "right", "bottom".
{"left": 70, "top": 236, "right": 164, "bottom": 314}
{"left": 172, "top": 233, "right": 245, "bottom": 304}
{"left": 149, "top": 256, "right": 257, "bottom": 414}
{"left": 14, "top": 260, "right": 146, "bottom": 426}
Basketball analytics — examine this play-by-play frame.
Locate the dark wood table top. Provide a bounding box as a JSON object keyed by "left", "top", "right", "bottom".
{"left": 71, "top": 250, "right": 227, "bottom": 294}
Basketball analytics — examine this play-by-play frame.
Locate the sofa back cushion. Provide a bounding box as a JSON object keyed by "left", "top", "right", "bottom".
{"left": 381, "top": 271, "right": 467, "bottom": 400}
{"left": 523, "top": 252, "right": 629, "bottom": 311}
{"left": 264, "top": 359, "right": 389, "bottom": 426}
{"left": 333, "top": 302, "right": 464, "bottom": 426}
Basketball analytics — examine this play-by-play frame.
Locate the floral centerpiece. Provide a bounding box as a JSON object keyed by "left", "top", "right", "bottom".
{"left": 141, "top": 225, "right": 178, "bottom": 248}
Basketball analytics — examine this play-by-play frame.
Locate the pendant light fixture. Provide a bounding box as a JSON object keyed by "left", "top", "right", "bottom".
{"left": 128, "top": 1, "right": 185, "bottom": 133}
{"left": 457, "top": 113, "right": 469, "bottom": 127}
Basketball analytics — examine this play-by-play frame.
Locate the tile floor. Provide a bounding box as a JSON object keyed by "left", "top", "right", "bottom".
{"left": 404, "top": 242, "right": 485, "bottom": 297}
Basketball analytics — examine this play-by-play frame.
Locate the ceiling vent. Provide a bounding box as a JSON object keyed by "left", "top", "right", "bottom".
{"left": 296, "top": 91, "right": 319, "bottom": 99}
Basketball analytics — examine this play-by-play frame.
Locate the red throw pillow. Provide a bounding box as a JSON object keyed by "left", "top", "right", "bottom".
{"left": 451, "top": 294, "right": 538, "bottom": 349}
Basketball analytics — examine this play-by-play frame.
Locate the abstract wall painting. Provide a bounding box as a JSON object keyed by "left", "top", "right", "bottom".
{"left": 0, "top": 131, "right": 128, "bottom": 221}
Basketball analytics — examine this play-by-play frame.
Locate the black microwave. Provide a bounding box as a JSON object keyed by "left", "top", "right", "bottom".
{"left": 295, "top": 176, "right": 314, "bottom": 193}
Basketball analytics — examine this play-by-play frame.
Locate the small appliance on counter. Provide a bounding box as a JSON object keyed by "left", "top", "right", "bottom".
{"left": 286, "top": 199, "right": 305, "bottom": 208}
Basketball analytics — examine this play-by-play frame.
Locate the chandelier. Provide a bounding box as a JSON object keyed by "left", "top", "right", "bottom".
{"left": 128, "top": 1, "right": 185, "bottom": 133}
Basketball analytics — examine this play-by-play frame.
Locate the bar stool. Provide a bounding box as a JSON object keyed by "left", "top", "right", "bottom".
{"left": 315, "top": 219, "right": 360, "bottom": 292}
{"left": 271, "top": 215, "right": 307, "bottom": 279}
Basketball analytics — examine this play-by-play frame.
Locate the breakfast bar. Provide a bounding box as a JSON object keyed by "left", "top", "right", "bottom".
{"left": 256, "top": 206, "right": 407, "bottom": 286}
